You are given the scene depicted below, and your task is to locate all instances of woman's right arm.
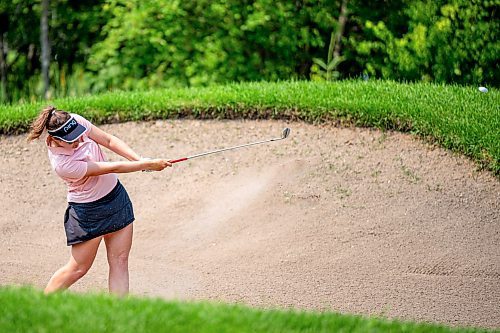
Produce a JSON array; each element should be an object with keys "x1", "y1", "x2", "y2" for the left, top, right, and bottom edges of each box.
[{"x1": 85, "y1": 159, "x2": 171, "y2": 177}]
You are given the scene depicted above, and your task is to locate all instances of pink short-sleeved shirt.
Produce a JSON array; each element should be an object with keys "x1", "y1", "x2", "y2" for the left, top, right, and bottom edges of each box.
[{"x1": 47, "y1": 114, "x2": 118, "y2": 203}]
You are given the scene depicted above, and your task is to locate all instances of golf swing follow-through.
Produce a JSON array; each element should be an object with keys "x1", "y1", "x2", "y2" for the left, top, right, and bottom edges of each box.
[{"x1": 27, "y1": 105, "x2": 289, "y2": 296}]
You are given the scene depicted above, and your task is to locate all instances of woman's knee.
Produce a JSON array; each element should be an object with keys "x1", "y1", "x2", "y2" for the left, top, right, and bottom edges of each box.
[
  {"x1": 108, "y1": 251, "x2": 129, "y2": 268},
  {"x1": 67, "y1": 262, "x2": 92, "y2": 280}
]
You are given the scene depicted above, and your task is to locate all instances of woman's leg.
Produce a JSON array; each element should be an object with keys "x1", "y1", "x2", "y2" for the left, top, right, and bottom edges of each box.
[
  {"x1": 44, "y1": 236, "x2": 102, "y2": 294},
  {"x1": 103, "y1": 223, "x2": 133, "y2": 296}
]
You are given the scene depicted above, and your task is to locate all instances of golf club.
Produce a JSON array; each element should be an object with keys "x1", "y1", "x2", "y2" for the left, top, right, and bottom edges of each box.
[{"x1": 168, "y1": 127, "x2": 291, "y2": 164}]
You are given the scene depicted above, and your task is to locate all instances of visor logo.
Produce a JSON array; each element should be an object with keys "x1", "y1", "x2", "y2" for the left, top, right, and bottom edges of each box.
[{"x1": 63, "y1": 120, "x2": 77, "y2": 133}]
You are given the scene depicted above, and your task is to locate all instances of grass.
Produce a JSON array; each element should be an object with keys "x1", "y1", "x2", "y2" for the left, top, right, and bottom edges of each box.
[
  {"x1": 0, "y1": 286, "x2": 493, "y2": 333},
  {"x1": 0, "y1": 80, "x2": 498, "y2": 176},
  {"x1": 0, "y1": 81, "x2": 497, "y2": 331}
]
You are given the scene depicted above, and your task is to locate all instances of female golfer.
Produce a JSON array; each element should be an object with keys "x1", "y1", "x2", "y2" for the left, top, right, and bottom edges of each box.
[{"x1": 27, "y1": 105, "x2": 171, "y2": 296}]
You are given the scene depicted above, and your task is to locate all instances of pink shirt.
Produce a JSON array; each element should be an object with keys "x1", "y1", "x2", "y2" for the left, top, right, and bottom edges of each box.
[{"x1": 47, "y1": 114, "x2": 118, "y2": 203}]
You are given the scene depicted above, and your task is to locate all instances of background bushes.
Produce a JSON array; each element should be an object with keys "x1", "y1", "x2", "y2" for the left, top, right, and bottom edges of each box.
[{"x1": 0, "y1": 0, "x2": 498, "y2": 103}]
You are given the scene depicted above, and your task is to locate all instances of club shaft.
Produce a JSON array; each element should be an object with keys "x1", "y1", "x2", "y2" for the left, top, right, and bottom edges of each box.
[{"x1": 169, "y1": 137, "x2": 283, "y2": 164}]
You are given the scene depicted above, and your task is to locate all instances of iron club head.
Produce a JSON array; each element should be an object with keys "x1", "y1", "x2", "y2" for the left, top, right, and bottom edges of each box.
[{"x1": 281, "y1": 127, "x2": 291, "y2": 139}]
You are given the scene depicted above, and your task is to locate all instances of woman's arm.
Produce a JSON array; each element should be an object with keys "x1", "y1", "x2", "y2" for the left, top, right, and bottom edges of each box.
[
  {"x1": 85, "y1": 159, "x2": 171, "y2": 177},
  {"x1": 88, "y1": 124, "x2": 142, "y2": 161}
]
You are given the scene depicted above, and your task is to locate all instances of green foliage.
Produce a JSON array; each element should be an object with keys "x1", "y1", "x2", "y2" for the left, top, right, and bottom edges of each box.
[
  {"x1": 353, "y1": 0, "x2": 499, "y2": 85},
  {"x1": 310, "y1": 55, "x2": 343, "y2": 81},
  {"x1": 0, "y1": 0, "x2": 40, "y2": 102},
  {"x1": 0, "y1": 286, "x2": 490, "y2": 333},
  {"x1": 1, "y1": 80, "x2": 498, "y2": 176},
  {"x1": 86, "y1": 0, "x2": 338, "y2": 91},
  {"x1": 311, "y1": 30, "x2": 344, "y2": 82},
  {"x1": 0, "y1": 0, "x2": 107, "y2": 103},
  {"x1": 2, "y1": 0, "x2": 499, "y2": 103}
]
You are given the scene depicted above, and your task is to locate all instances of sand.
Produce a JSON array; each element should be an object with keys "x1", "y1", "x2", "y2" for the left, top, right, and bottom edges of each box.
[{"x1": 1, "y1": 119, "x2": 498, "y2": 329}]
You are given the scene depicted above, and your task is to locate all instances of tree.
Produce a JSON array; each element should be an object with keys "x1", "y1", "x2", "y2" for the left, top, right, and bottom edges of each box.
[
  {"x1": 333, "y1": 0, "x2": 349, "y2": 61},
  {"x1": 351, "y1": 0, "x2": 499, "y2": 85},
  {"x1": 0, "y1": 11, "x2": 8, "y2": 101},
  {"x1": 0, "y1": 1, "x2": 40, "y2": 102},
  {"x1": 311, "y1": 0, "x2": 349, "y2": 81},
  {"x1": 40, "y1": 0, "x2": 50, "y2": 99},
  {"x1": 0, "y1": 1, "x2": 46, "y2": 103}
]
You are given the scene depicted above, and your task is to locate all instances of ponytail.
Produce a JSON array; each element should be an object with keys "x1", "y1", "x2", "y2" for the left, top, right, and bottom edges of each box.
[{"x1": 26, "y1": 105, "x2": 69, "y2": 142}]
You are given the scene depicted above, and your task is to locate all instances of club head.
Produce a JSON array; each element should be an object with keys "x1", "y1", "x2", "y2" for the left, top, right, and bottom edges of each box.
[{"x1": 281, "y1": 127, "x2": 291, "y2": 139}]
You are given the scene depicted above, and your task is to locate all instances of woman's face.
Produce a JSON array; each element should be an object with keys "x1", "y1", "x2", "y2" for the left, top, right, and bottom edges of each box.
[{"x1": 55, "y1": 136, "x2": 83, "y2": 149}]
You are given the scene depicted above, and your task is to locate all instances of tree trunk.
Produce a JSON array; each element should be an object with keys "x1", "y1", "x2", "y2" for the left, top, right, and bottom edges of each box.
[
  {"x1": 0, "y1": 33, "x2": 7, "y2": 102},
  {"x1": 325, "y1": 0, "x2": 348, "y2": 81},
  {"x1": 333, "y1": 0, "x2": 348, "y2": 60},
  {"x1": 40, "y1": 0, "x2": 51, "y2": 100}
]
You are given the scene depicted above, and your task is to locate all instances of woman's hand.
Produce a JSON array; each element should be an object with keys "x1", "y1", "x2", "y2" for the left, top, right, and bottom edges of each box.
[{"x1": 145, "y1": 158, "x2": 172, "y2": 171}]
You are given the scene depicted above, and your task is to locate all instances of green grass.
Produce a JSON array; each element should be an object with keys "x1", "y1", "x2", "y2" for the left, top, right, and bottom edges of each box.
[
  {"x1": 0, "y1": 286, "x2": 493, "y2": 333},
  {"x1": 0, "y1": 80, "x2": 498, "y2": 175}
]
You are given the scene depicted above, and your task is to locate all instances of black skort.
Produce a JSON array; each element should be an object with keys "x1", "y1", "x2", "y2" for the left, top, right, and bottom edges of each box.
[{"x1": 64, "y1": 181, "x2": 135, "y2": 246}]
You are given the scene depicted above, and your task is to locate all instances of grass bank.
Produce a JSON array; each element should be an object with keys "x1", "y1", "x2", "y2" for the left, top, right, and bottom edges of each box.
[
  {"x1": 0, "y1": 80, "x2": 498, "y2": 175},
  {"x1": 0, "y1": 287, "x2": 492, "y2": 333}
]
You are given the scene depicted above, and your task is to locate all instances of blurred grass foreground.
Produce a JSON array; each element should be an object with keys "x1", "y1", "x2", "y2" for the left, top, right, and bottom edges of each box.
[{"x1": 0, "y1": 286, "x2": 493, "y2": 333}]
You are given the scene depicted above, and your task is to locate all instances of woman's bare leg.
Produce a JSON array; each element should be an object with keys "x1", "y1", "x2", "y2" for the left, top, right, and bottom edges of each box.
[
  {"x1": 104, "y1": 223, "x2": 133, "y2": 296},
  {"x1": 44, "y1": 236, "x2": 102, "y2": 294}
]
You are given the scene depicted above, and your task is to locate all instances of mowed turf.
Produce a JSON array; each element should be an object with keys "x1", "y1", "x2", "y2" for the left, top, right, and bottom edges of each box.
[
  {"x1": 0, "y1": 287, "x2": 492, "y2": 333},
  {"x1": 0, "y1": 80, "x2": 498, "y2": 175},
  {"x1": 0, "y1": 81, "x2": 498, "y2": 331}
]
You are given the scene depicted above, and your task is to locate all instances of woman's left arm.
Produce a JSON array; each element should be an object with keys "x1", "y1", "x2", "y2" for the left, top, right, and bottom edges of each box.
[{"x1": 88, "y1": 124, "x2": 142, "y2": 161}]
